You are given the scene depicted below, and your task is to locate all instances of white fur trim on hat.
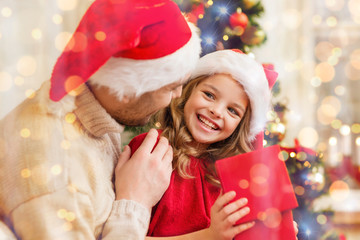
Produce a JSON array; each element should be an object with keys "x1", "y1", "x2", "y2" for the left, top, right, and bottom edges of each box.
[
  {"x1": 190, "y1": 50, "x2": 271, "y2": 141},
  {"x1": 89, "y1": 23, "x2": 201, "y2": 100}
]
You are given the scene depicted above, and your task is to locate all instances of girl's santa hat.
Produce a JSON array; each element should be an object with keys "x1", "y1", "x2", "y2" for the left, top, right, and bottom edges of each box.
[
  {"x1": 190, "y1": 49, "x2": 278, "y2": 142},
  {"x1": 50, "y1": 0, "x2": 201, "y2": 102}
]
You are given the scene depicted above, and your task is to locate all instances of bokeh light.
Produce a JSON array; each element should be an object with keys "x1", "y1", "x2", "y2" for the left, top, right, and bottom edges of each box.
[
  {"x1": 315, "y1": 62, "x2": 335, "y2": 82},
  {"x1": 282, "y1": 9, "x2": 302, "y2": 29},
  {"x1": 55, "y1": 32, "x2": 72, "y2": 51},
  {"x1": 298, "y1": 127, "x2": 319, "y2": 148},
  {"x1": 56, "y1": 0, "x2": 78, "y2": 11},
  {"x1": 17, "y1": 56, "x2": 37, "y2": 77},
  {"x1": 329, "y1": 180, "x2": 349, "y2": 201},
  {"x1": 1, "y1": 7, "x2": 12, "y2": 17}
]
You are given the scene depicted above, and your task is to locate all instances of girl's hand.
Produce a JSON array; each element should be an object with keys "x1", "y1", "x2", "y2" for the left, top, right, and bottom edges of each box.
[{"x1": 207, "y1": 191, "x2": 255, "y2": 240}]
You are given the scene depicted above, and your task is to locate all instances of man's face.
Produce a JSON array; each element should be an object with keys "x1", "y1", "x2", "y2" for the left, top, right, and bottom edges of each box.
[{"x1": 91, "y1": 75, "x2": 189, "y2": 126}]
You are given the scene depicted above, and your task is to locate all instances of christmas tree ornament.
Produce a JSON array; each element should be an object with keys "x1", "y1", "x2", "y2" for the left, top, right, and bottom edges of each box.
[
  {"x1": 229, "y1": 9, "x2": 249, "y2": 35},
  {"x1": 243, "y1": 0, "x2": 260, "y2": 10},
  {"x1": 240, "y1": 26, "x2": 266, "y2": 45}
]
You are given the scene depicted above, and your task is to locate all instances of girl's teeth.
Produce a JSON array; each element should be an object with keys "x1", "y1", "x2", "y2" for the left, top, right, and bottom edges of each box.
[{"x1": 198, "y1": 116, "x2": 217, "y2": 130}]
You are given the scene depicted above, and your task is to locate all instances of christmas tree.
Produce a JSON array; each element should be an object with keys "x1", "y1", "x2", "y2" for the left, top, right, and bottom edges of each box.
[
  {"x1": 174, "y1": 0, "x2": 266, "y2": 55},
  {"x1": 265, "y1": 82, "x2": 343, "y2": 240}
]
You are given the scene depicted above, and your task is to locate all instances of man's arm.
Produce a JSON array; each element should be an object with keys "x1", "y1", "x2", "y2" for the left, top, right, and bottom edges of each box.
[{"x1": 102, "y1": 129, "x2": 173, "y2": 239}]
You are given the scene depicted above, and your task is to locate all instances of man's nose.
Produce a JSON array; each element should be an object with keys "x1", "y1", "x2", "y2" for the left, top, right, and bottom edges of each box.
[{"x1": 172, "y1": 85, "x2": 183, "y2": 99}]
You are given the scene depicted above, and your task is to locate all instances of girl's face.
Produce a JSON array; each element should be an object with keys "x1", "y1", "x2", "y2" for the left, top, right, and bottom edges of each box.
[{"x1": 184, "y1": 73, "x2": 249, "y2": 146}]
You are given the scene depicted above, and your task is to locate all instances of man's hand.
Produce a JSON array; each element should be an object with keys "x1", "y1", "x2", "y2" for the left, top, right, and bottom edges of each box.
[{"x1": 114, "y1": 129, "x2": 173, "y2": 211}]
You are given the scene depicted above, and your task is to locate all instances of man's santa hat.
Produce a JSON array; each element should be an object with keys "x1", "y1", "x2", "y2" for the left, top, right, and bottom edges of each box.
[
  {"x1": 50, "y1": 0, "x2": 201, "y2": 102},
  {"x1": 190, "y1": 49, "x2": 278, "y2": 143}
]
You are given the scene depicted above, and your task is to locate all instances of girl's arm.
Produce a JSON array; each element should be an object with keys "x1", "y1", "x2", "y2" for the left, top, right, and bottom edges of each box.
[{"x1": 146, "y1": 191, "x2": 255, "y2": 240}]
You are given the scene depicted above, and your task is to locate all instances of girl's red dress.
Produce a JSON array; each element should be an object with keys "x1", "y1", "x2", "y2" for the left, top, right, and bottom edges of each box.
[{"x1": 128, "y1": 131, "x2": 221, "y2": 237}]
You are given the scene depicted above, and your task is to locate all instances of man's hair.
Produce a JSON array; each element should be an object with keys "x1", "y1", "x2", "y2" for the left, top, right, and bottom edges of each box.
[{"x1": 156, "y1": 75, "x2": 253, "y2": 185}]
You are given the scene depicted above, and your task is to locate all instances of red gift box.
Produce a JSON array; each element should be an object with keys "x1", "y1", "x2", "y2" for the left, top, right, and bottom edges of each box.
[{"x1": 215, "y1": 145, "x2": 298, "y2": 240}]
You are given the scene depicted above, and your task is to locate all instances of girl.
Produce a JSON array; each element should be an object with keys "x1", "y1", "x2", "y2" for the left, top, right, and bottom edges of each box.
[{"x1": 125, "y1": 49, "x2": 277, "y2": 239}]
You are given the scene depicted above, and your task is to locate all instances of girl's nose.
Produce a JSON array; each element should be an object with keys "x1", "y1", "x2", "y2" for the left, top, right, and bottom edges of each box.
[{"x1": 210, "y1": 104, "x2": 223, "y2": 118}]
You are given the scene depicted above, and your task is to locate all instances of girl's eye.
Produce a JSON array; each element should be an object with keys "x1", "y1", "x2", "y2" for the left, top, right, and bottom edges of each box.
[
  {"x1": 228, "y1": 107, "x2": 239, "y2": 116},
  {"x1": 204, "y1": 91, "x2": 214, "y2": 99}
]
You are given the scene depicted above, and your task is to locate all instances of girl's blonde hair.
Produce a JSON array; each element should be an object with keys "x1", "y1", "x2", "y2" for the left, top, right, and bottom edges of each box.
[{"x1": 156, "y1": 75, "x2": 254, "y2": 185}]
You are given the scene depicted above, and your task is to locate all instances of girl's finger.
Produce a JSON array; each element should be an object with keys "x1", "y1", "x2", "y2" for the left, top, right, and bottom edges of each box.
[
  {"x1": 231, "y1": 221, "x2": 255, "y2": 236},
  {"x1": 222, "y1": 197, "x2": 248, "y2": 216},
  {"x1": 226, "y1": 206, "x2": 250, "y2": 225},
  {"x1": 212, "y1": 191, "x2": 236, "y2": 212}
]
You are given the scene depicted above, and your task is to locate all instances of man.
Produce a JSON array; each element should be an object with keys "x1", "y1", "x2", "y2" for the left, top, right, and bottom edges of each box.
[{"x1": 0, "y1": 0, "x2": 201, "y2": 239}]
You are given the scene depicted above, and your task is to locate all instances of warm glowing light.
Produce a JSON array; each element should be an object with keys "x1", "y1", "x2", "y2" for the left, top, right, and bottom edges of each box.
[
  {"x1": 57, "y1": 209, "x2": 67, "y2": 219},
  {"x1": 17, "y1": 56, "x2": 37, "y2": 77},
  {"x1": 320, "y1": 96, "x2": 341, "y2": 119},
  {"x1": 56, "y1": 0, "x2": 78, "y2": 11},
  {"x1": 290, "y1": 152, "x2": 296, "y2": 158},
  {"x1": 65, "y1": 75, "x2": 84, "y2": 95},
  {"x1": 263, "y1": 208, "x2": 282, "y2": 228},
  {"x1": 298, "y1": 127, "x2": 319, "y2": 148},
  {"x1": 65, "y1": 32, "x2": 88, "y2": 52},
  {"x1": 317, "y1": 214, "x2": 327, "y2": 225},
  {"x1": 329, "y1": 137, "x2": 337, "y2": 146},
  {"x1": 207, "y1": 0, "x2": 214, "y2": 6},
  {"x1": 326, "y1": 16, "x2": 337, "y2": 27},
  {"x1": 0, "y1": 72, "x2": 12, "y2": 92},
  {"x1": 223, "y1": 35, "x2": 229, "y2": 41},
  {"x1": 65, "y1": 212, "x2": 76, "y2": 222},
  {"x1": 340, "y1": 125, "x2": 351, "y2": 136},
  {"x1": 65, "y1": 113, "x2": 76, "y2": 124},
  {"x1": 52, "y1": 14, "x2": 63, "y2": 24},
  {"x1": 325, "y1": 0, "x2": 345, "y2": 11},
  {"x1": 315, "y1": 62, "x2": 335, "y2": 82},
  {"x1": 334, "y1": 85, "x2": 346, "y2": 96},
  {"x1": 21, "y1": 168, "x2": 31, "y2": 178},
  {"x1": 294, "y1": 186, "x2": 305, "y2": 196},
  {"x1": 352, "y1": 124, "x2": 360, "y2": 134},
  {"x1": 20, "y1": 128, "x2": 31, "y2": 138},
  {"x1": 331, "y1": 119, "x2": 342, "y2": 129},
  {"x1": 310, "y1": 77, "x2": 321, "y2": 87},
  {"x1": 296, "y1": 152, "x2": 307, "y2": 161},
  {"x1": 51, "y1": 165, "x2": 62, "y2": 175},
  {"x1": 348, "y1": 0, "x2": 360, "y2": 18},
  {"x1": 312, "y1": 15, "x2": 322, "y2": 25},
  {"x1": 279, "y1": 151, "x2": 289, "y2": 161},
  {"x1": 14, "y1": 76, "x2": 24, "y2": 86},
  {"x1": 32, "y1": 28, "x2": 42, "y2": 40},
  {"x1": 238, "y1": 179, "x2": 249, "y2": 189},
  {"x1": 315, "y1": 41, "x2": 334, "y2": 62},
  {"x1": 345, "y1": 62, "x2": 360, "y2": 80},
  {"x1": 250, "y1": 164, "x2": 269, "y2": 183},
  {"x1": 95, "y1": 31, "x2": 106, "y2": 41},
  {"x1": 1, "y1": 7, "x2": 12, "y2": 17},
  {"x1": 25, "y1": 89, "x2": 36, "y2": 99},
  {"x1": 329, "y1": 180, "x2": 349, "y2": 201},
  {"x1": 55, "y1": 32, "x2": 72, "y2": 51},
  {"x1": 282, "y1": 9, "x2": 302, "y2": 29},
  {"x1": 356, "y1": 137, "x2": 360, "y2": 146}
]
